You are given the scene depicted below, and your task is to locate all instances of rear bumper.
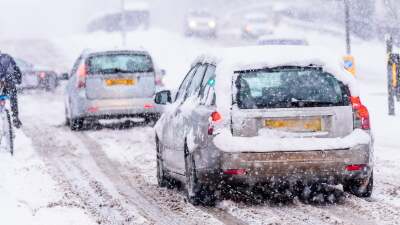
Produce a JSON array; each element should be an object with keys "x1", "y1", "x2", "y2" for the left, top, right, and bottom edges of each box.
[
  {"x1": 72, "y1": 97, "x2": 163, "y2": 119},
  {"x1": 195, "y1": 144, "x2": 373, "y2": 187}
]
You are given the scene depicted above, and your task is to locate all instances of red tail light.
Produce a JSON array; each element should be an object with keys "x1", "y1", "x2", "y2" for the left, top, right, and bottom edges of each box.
[
  {"x1": 223, "y1": 169, "x2": 247, "y2": 175},
  {"x1": 345, "y1": 164, "x2": 366, "y2": 171},
  {"x1": 144, "y1": 104, "x2": 154, "y2": 109},
  {"x1": 77, "y1": 64, "x2": 88, "y2": 89},
  {"x1": 208, "y1": 111, "x2": 222, "y2": 135},
  {"x1": 155, "y1": 76, "x2": 164, "y2": 86},
  {"x1": 39, "y1": 72, "x2": 46, "y2": 79},
  {"x1": 211, "y1": 111, "x2": 222, "y2": 122},
  {"x1": 87, "y1": 106, "x2": 98, "y2": 113},
  {"x1": 350, "y1": 96, "x2": 370, "y2": 130}
]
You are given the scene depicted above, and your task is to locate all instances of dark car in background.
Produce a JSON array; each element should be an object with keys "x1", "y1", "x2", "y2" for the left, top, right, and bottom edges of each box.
[{"x1": 15, "y1": 59, "x2": 58, "y2": 92}]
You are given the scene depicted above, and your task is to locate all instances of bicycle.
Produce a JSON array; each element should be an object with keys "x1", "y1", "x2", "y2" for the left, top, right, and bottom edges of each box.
[{"x1": 0, "y1": 82, "x2": 14, "y2": 155}]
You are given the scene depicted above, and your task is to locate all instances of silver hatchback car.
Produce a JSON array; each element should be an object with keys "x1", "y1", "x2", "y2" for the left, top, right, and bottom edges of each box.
[
  {"x1": 154, "y1": 46, "x2": 373, "y2": 206},
  {"x1": 65, "y1": 50, "x2": 163, "y2": 130}
]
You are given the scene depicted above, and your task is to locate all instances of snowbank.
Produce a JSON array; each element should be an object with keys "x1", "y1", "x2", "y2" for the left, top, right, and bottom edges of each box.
[
  {"x1": 0, "y1": 130, "x2": 95, "y2": 225},
  {"x1": 213, "y1": 129, "x2": 371, "y2": 153}
]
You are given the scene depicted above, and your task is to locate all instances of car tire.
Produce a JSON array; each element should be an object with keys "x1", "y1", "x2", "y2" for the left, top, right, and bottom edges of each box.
[
  {"x1": 184, "y1": 143, "x2": 216, "y2": 206},
  {"x1": 46, "y1": 76, "x2": 57, "y2": 92},
  {"x1": 65, "y1": 108, "x2": 70, "y2": 126},
  {"x1": 70, "y1": 118, "x2": 84, "y2": 131},
  {"x1": 344, "y1": 171, "x2": 373, "y2": 198},
  {"x1": 156, "y1": 136, "x2": 169, "y2": 188}
]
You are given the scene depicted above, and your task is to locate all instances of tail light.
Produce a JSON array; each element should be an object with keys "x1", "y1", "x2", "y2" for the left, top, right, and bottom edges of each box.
[
  {"x1": 144, "y1": 104, "x2": 154, "y2": 109},
  {"x1": 0, "y1": 100, "x2": 6, "y2": 106},
  {"x1": 155, "y1": 76, "x2": 164, "y2": 86},
  {"x1": 223, "y1": 169, "x2": 247, "y2": 175},
  {"x1": 350, "y1": 96, "x2": 370, "y2": 130},
  {"x1": 39, "y1": 72, "x2": 46, "y2": 79},
  {"x1": 345, "y1": 164, "x2": 366, "y2": 171},
  {"x1": 77, "y1": 64, "x2": 88, "y2": 89},
  {"x1": 208, "y1": 111, "x2": 222, "y2": 135}
]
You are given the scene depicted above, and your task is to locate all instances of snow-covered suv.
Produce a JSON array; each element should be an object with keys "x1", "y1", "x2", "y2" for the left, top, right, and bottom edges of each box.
[{"x1": 154, "y1": 46, "x2": 374, "y2": 206}]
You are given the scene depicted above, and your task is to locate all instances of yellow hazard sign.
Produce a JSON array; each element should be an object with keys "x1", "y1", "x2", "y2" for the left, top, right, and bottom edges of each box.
[
  {"x1": 343, "y1": 55, "x2": 356, "y2": 76},
  {"x1": 392, "y1": 63, "x2": 398, "y2": 88}
]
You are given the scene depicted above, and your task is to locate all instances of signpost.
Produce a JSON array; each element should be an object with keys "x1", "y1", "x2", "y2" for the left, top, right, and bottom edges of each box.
[
  {"x1": 121, "y1": 0, "x2": 127, "y2": 47},
  {"x1": 387, "y1": 35, "x2": 400, "y2": 115},
  {"x1": 343, "y1": 0, "x2": 356, "y2": 76}
]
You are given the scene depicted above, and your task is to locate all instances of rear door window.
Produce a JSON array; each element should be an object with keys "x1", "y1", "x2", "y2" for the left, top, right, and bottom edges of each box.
[
  {"x1": 235, "y1": 67, "x2": 350, "y2": 109},
  {"x1": 200, "y1": 64, "x2": 216, "y2": 105},
  {"x1": 185, "y1": 64, "x2": 207, "y2": 100},
  {"x1": 175, "y1": 64, "x2": 200, "y2": 103},
  {"x1": 87, "y1": 53, "x2": 153, "y2": 75}
]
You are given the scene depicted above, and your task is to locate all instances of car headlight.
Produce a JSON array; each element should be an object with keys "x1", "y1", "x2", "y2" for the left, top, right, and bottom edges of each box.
[
  {"x1": 208, "y1": 21, "x2": 216, "y2": 28},
  {"x1": 189, "y1": 21, "x2": 197, "y2": 28}
]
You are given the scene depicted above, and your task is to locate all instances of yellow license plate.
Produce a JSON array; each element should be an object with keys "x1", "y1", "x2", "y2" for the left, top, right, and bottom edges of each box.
[
  {"x1": 265, "y1": 117, "x2": 322, "y2": 132},
  {"x1": 106, "y1": 79, "x2": 135, "y2": 86}
]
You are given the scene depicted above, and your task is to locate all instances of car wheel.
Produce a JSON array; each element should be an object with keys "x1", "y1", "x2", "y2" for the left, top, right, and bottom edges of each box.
[
  {"x1": 65, "y1": 107, "x2": 70, "y2": 126},
  {"x1": 344, "y1": 171, "x2": 373, "y2": 198},
  {"x1": 156, "y1": 136, "x2": 169, "y2": 188},
  {"x1": 184, "y1": 143, "x2": 216, "y2": 206},
  {"x1": 46, "y1": 76, "x2": 57, "y2": 92},
  {"x1": 70, "y1": 118, "x2": 84, "y2": 131}
]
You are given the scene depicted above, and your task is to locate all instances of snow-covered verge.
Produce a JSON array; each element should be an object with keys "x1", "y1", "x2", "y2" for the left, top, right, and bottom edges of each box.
[{"x1": 0, "y1": 129, "x2": 96, "y2": 225}]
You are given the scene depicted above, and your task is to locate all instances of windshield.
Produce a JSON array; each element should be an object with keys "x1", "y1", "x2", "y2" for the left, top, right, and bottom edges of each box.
[
  {"x1": 235, "y1": 67, "x2": 350, "y2": 109},
  {"x1": 88, "y1": 53, "x2": 153, "y2": 74}
]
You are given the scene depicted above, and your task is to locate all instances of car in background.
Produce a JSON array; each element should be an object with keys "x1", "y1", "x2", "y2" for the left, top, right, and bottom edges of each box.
[
  {"x1": 64, "y1": 50, "x2": 163, "y2": 130},
  {"x1": 184, "y1": 10, "x2": 217, "y2": 38},
  {"x1": 257, "y1": 36, "x2": 309, "y2": 46},
  {"x1": 154, "y1": 46, "x2": 373, "y2": 206},
  {"x1": 241, "y1": 12, "x2": 273, "y2": 40},
  {"x1": 15, "y1": 59, "x2": 58, "y2": 92}
]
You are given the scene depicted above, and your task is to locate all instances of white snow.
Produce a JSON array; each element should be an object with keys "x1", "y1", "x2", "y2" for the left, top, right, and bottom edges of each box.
[
  {"x1": 0, "y1": 129, "x2": 96, "y2": 225},
  {"x1": 213, "y1": 128, "x2": 371, "y2": 153}
]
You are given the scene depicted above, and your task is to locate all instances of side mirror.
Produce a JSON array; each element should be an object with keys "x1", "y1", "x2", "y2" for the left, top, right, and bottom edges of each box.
[
  {"x1": 61, "y1": 73, "x2": 69, "y2": 80},
  {"x1": 160, "y1": 69, "x2": 166, "y2": 76},
  {"x1": 154, "y1": 90, "x2": 172, "y2": 105}
]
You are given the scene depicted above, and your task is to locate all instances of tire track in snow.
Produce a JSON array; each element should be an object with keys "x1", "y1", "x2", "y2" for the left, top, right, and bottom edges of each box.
[
  {"x1": 84, "y1": 129, "x2": 249, "y2": 225},
  {"x1": 23, "y1": 124, "x2": 147, "y2": 225},
  {"x1": 77, "y1": 132, "x2": 220, "y2": 225}
]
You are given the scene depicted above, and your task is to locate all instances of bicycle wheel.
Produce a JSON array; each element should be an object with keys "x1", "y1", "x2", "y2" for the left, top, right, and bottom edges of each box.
[{"x1": 5, "y1": 109, "x2": 14, "y2": 155}]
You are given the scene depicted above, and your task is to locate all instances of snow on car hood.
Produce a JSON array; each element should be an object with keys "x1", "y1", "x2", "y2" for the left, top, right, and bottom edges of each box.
[
  {"x1": 213, "y1": 129, "x2": 371, "y2": 153},
  {"x1": 195, "y1": 45, "x2": 359, "y2": 120}
]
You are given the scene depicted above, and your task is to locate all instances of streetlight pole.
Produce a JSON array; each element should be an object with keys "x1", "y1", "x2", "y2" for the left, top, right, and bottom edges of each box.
[
  {"x1": 121, "y1": 0, "x2": 127, "y2": 47},
  {"x1": 344, "y1": 0, "x2": 351, "y2": 54}
]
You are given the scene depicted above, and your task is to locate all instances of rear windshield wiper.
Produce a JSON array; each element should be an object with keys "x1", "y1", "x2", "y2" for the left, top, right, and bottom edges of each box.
[
  {"x1": 97, "y1": 68, "x2": 132, "y2": 74},
  {"x1": 290, "y1": 98, "x2": 336, "y2": 105}
]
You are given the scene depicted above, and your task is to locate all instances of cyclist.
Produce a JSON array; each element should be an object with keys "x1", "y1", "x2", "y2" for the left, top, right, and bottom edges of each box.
[{"x1": 0, "y1": 52, "x2": 22, "y2": 128}]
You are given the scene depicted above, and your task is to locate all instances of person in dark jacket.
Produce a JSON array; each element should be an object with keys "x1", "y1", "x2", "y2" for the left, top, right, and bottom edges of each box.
[{"x1": 0, "y1": 52, "x2": 22, "y2": 128}]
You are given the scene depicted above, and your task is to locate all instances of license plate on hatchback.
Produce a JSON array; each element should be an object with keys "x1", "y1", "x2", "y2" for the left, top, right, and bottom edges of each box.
[
  {"x1": 105, "y1": 79, "x2": 135, "y2": 86},
  {"x1": 265, "y1": 117, "x2": 322, "y2": 132}
]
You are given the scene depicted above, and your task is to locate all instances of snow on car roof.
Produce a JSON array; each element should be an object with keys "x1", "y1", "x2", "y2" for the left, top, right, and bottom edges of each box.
[{"x1": 194, "y1": 45, "x2": 359, "y2": 118}]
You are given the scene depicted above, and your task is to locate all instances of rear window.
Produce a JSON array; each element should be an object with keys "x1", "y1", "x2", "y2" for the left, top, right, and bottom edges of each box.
[
  {"x1": 235, "y1": 67, "x2": 350, "y2": 109},
  {"x1": 88, "y1": 53, "x2": 153, "y2": 74}
]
